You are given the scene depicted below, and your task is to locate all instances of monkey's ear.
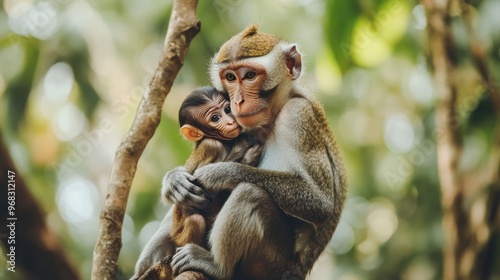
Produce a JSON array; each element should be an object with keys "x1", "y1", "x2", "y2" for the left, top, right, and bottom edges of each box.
[
  {"x1": 180, "y1": 125, "x2": 205, "y2": 142},
  {"x1": 284, "y1": 45, "x2": 302, "y2": 80}
]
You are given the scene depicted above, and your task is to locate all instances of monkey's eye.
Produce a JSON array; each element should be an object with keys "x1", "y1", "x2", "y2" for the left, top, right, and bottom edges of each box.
[
  {"x1": 211, "y1": 114, "x2": 221, "y2": 122},
  {"x1": 225, "y1": 73, "x2": 236, "y2": 81},
  {"x1": 224, "y1": 105, "x2": 231, "y2": 114},
  {"x1": 244, "y1": 71, "x2": 256, "y2": 80}
]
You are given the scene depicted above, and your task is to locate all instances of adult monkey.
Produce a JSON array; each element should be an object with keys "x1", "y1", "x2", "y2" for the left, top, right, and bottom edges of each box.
[{"x1": 164, "y1": 25, "x2": 347, "y2": 280}]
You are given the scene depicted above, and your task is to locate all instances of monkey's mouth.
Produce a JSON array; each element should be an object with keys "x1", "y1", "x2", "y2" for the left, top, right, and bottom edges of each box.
[{"x1": 228, "y1": 127, "x2": 241, "y2": 134}]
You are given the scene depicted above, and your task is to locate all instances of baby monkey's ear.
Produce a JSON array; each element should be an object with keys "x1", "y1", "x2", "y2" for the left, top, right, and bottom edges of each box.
[{"x1": 180, "y1": 125, "x2": 205, "y2": 142}]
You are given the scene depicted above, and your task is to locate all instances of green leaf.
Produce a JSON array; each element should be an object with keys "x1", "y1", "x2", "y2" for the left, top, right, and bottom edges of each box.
[{"x1": 325, "y1": 0, "x2": 361, "y2": 73}]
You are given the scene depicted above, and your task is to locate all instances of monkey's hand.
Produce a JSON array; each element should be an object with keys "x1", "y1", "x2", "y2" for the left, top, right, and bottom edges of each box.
[
  {"x1": 225, "y1": 138, "x2": 252, "y2": 162},
  {"x1": 161, "y1": 167, "x2": 209, "y2": 209},
  {"x1": 241, "y1": 145, "x2": 263, "y2": 167},
  {"x1": 172, "y1": 244, "x2": 224, "y2": 279},
  {"x1": 193, "y1": 162, "x2": 244, "y2": 193}
]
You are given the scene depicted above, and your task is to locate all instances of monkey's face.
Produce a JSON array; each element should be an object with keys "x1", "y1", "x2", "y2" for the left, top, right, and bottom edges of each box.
[
  {"x1": 203, "y1": 97, "x2": 241, "y2": 139},
  {"x1": 220, "y1": 64, "x2": 271, "y2": 128},
  {"x1": 210, "y1": 25, "x2": 302, "y2": 129}
]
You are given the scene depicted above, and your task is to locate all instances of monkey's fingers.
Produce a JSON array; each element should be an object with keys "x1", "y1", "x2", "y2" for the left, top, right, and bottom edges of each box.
[
  {"x1": 162, "y1": 168, "x2": 207, "y2": 206},
  {"x1": 185, "y1": 192, "x2": 210, "y2": 210},
  {"x1": 167, "y1": 184, "x2": 208, "y2": 210},
  {"x1": 172, "y1": 244, "x2": 216, "y2": 279},
  {"x1": 175, "y1": 178, "x2": 208, "y2": 208},
  {"x1": 244, "y1": 145, "x2": 263, "y2": 162},
  {"x1": 162, "y1": 167, "x2": 190, "y2": 189},
  {"x1": 171, "y1": 246, "x2": 191, "y2": 275}
]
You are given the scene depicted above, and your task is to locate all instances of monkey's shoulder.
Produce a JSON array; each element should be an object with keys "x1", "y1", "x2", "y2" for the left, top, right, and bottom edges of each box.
[
  {"x1": 195, "y1": 138, "x2": 226, "y2": 152},
  {"x1": 277, "y1": 95, "x2": 325, "y2": 134},
  {"x1": 191, "y1": 138, "x2": 230, "y2": 166}
]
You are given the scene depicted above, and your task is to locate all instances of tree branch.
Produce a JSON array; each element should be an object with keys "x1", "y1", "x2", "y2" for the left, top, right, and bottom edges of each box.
[
  {"x1": 91, "y1": 1, "x2": 200, "y2": 279},
  {"x1": 422, "y1": 0, "x2": 466, "y2": 279},
  {"x1": 459, "y1": 2, "x2": 500, "y2": 277},
  {"x1": 423, "y1": 1, "x2": 500, "y2": 279},
  {"x1": 0, "y1": 130, "x2": 80, "y2": 280},
  {"x1": 459, "y1": 1, "x2": 500, "y2": 117}
]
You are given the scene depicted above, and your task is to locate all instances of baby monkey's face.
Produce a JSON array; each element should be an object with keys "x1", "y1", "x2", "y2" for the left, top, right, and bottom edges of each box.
[{"x1": 205, "y1": 95, "x2": 241, "y2": 139}]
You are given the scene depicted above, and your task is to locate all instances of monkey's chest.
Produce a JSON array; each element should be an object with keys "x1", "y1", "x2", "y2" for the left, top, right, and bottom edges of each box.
[{"x1": 259, "y1": 140, "x2": 299, "y2": 172}]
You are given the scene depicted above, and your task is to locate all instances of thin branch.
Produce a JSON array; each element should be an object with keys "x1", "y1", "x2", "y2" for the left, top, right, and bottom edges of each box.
[
  {"x1": 421, "y1": 0, "x2": 464, "y2": 200},
  {"x1": 91, "y1": 1, "x2": 200, "y2": 279},
  {"x1": 459, "y1": 1, "x2": 500, "y2": 117},
  {"x1": 460, "y1": 1, "x2": 500, "y2": 258},
  {"x1": 422, "y1": 0, "x2": 466, "y2": 279},
  {"x1": 459, "y1": 0, "x2": 500, "y2": 194}
]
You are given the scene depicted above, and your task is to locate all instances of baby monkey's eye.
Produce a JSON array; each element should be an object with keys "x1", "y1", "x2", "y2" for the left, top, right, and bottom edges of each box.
[
  {"x1": 211, "y1": 114, "x2": 221, "y2": 122},
  {"x1": 224, "y1": 105, "x2": 231, "y2": 114}
]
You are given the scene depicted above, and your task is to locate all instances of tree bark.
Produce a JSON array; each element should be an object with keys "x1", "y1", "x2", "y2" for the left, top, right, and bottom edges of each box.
[
  {"x1": 422, "y1": 0, "x2": 500, "y2": 279},
  {"x1": 0, "y1": 131, "x2": 80, "y2": 280},
  {"x1": 91, "y1": 1, "x2": 201, "y2": 279}
]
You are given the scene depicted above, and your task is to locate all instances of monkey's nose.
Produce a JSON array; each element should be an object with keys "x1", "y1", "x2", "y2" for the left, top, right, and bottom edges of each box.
[
  {"x1": 233, "y1": 93, "x2": 244, "y2": 104},
  {"x1": 232, "y1": 101, "x2": 243, "y2": 113}
]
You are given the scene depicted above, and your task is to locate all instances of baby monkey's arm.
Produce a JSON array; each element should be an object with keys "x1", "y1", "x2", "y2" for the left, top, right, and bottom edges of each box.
[{"x1": 225, "y1": 136, "x2": 262, "y2": 167}]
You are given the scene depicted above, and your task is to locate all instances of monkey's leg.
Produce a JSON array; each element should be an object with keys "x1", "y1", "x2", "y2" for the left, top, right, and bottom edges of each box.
[
  {"x1": 131, "y1": 208, "x2": 176, "y2": 280},
  {"x1": 172, "y1": 183, "x2": 294, "y2": 280},
  {"x1": 174, "y1": 213, "x2": 207, "y2": 247}
]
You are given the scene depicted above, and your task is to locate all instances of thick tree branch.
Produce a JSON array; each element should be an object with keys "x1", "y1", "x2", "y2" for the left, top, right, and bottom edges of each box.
[
  {"x1": 91, "y1": 1, "x2": 200, "y2": 279},
  {"x1": 0, "y1": 130, "x2": 80, "y2": 280}
]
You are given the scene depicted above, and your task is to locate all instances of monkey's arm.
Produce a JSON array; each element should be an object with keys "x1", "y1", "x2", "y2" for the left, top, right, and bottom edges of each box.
[
  {"x1": 194, "y1": 97, "x2": 343, "y2": 227},
  {"x1": 163, "y1": 137, "x2": 260, "y2": 209},
  {"x1": 185, "y1": 138, "x2": 227, "y2": 173},
  {"x1": 162, "y1": 138, "x2": 227, "y2": 209},
  {"x1": 195, "y1": 162, "x2": 332, "y2": 225},
  {"x1": 225, "y1": 136, "x2": 262, "y2": 166},
  {"x1": 239, "y1": 145, "x2": 262, "y2": 166},
  {"x1": 161, "y1": 167, "x2": 208, "y2": 209},
  {"x1": 224, "y1": 136, "x2": 251, "y2": 162}
]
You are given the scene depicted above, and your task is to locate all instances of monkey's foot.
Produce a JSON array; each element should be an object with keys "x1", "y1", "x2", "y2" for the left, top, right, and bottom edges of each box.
[
  {"x1": 137, "y1": 256, "x2": 174, "y2": 280},
  {"x1": 176, "y1": 271, "x2": 209, "y2": 280}
]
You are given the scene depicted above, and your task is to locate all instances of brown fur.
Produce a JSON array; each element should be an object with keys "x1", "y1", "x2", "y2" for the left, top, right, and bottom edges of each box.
[
  {"x1": 170, "y1": 138, "x2": 247, "y2": 249},
  {"x1": 217, "y1": 25, "x2": 280, "y2": 63}
]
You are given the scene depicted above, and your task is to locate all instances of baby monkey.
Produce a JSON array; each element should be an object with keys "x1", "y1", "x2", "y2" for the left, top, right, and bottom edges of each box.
[{"x1": 168, "y1": 86, "x2": 261, "y2": 254}]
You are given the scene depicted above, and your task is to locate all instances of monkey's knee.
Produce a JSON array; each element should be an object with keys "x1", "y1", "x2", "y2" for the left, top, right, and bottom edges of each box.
[
  {"x1": 209, "y1": 183, "x2": 278, "y2": 251},
  {"x1": 208, "y1": 183, "x2": 293, "y2": 279},
  {"x1": 231, "y1": 182, "x2": 271, "y2": 202},
  {"x1": 176, "y1": 213, "x2": 206, "y2": 247}
]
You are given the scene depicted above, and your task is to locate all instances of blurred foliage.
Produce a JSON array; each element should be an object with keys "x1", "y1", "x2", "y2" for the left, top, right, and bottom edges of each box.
[{"x1": 0, "y1": 0, "x2": 499, "y2": 279}]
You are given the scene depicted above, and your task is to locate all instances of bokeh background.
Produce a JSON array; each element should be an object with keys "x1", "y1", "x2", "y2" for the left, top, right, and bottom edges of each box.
[{"x1": 1, "y1": 0, "x2": 499, "y2": 279}]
